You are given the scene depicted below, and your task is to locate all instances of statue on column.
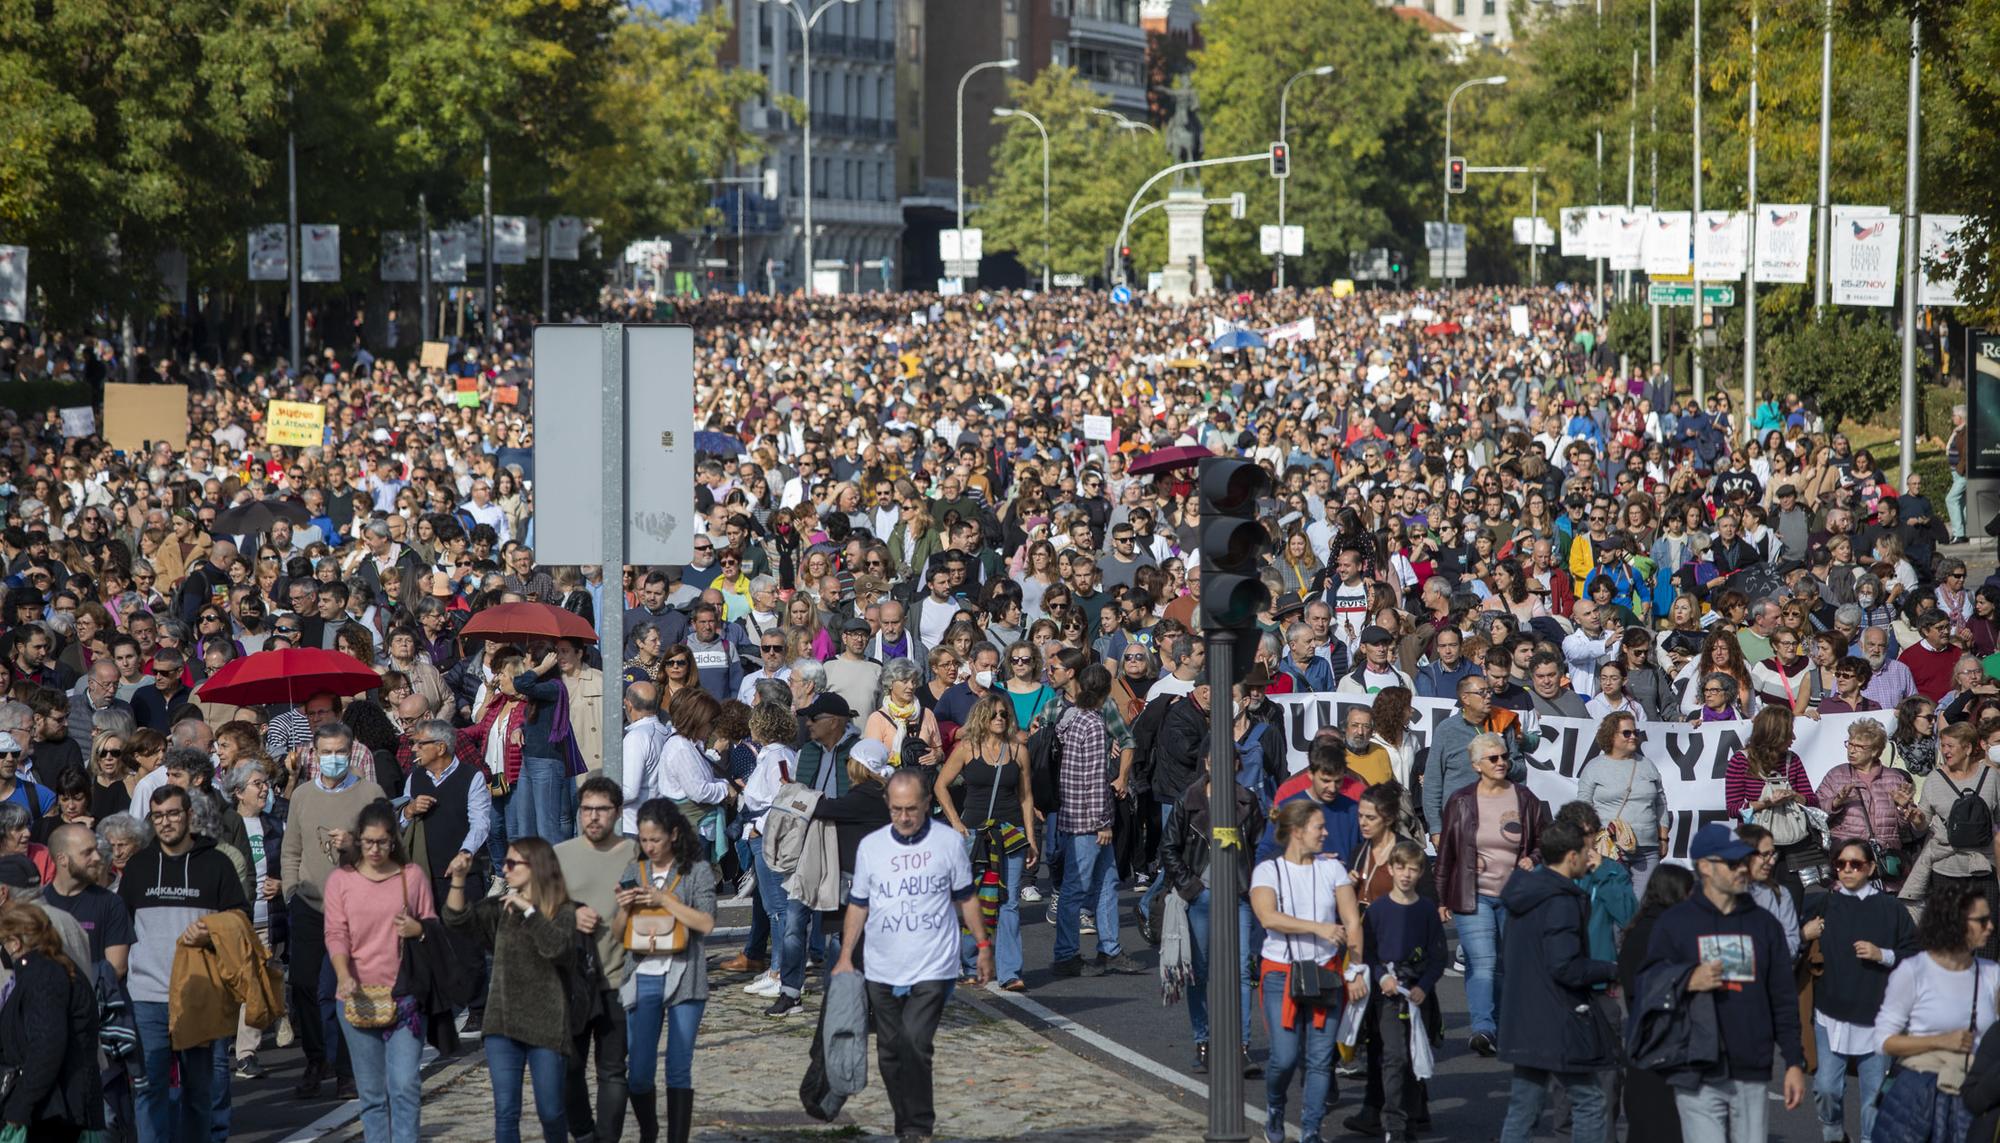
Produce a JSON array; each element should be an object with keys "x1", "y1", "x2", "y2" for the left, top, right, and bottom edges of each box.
[{"x1": 1157, "y1": 72, "x2": 1202, "y2": 182}]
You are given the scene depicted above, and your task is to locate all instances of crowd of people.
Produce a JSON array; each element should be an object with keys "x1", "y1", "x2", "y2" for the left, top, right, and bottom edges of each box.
[{"x1": 0, "y1": 281, "x2": 1997, "y2": 1143}]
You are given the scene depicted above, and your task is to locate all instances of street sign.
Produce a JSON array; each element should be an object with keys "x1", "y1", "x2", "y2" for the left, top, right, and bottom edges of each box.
[
  {"x1": 942, "y1": 259, "x2": 979, "y2": 278},
  {"x1": 939, "y1": 229, "x2": 983, "y2": 262},
  {"x1": 1110, "y1": 284, "x2": 1133, "y2": 305},
  {"x1": 1262, "y1": 226, "x2": 1303, "y2": 256},
  {"x1": 813, "y1": 258, "x2": 847, "y2": 270},
  {"x1": 1428, "y1": 250, "x2": 1466, "y2": 279},
  {"x1": 1646, "y1": 282, "x2": 1737, "y2": 306}
]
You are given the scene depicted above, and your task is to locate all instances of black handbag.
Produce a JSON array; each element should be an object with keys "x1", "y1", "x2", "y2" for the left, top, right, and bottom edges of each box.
[{"x1": 1275, "y1": 858, "x2": 1340, "y2": 1007}]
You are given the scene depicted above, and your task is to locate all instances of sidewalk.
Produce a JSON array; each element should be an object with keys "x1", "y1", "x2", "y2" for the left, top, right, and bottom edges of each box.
[{"x1": 326, "y1": 975, "x2": 1205, "y2": 1142}]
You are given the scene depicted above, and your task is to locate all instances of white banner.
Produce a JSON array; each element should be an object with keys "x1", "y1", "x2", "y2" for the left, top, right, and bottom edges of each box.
[
  {"x1": 1610, "y1": 207, "x2": 1650, "y2": 271},
  {"x1": 1263, "y1": 315, "x2": 1318, "y2": 343},
  {"x1": 59, "y1": 406, "x2": 96, "y2": 437},
  {"x1": 429, "y1": 228, "x2": 467, "y2": 284},
  {"x1": 493, "y1": 216, "x2": 529, "y2": 265},
  {"x1": 1271, "y1": 695, "x2": 1886, "y2": 861},
  {"x1": 1587, "y1": 206, "x2": 1619, "y2": 260},
  {"x1": 1695, "y1": 210, "x2": 1748, "y2": 281},
  {"x1": 381, "y1": 232, "x2": 419, "y2": 282},
  {"x1": 0, "y1": 245, "x2": 25, "y2": 321},
  {"x1": 1831, "y1": 205, "x2": 1898, "y2": 307},
  {"x1": 1753, "y1": 204, "x2": 1812, "y2": 283},
  {"x1": 300, "y1": 225, "x2": 340, "y2": 283},
  {"x1": 1560, "y1": 207, "x2": 1590, "y2": 258},
  {"x1": 549, "y1": 216, "x2": 583, "y2": 261},
  {"x1": 1644, "y1": 210, "x2": 1693, "y2": 276},
  {"x1": 1512, "y1": 218, "x2": 1555, "y2": 247},
  {"x1": 247, "y1": 224, "x2": 288, "y2": 281},
  {"x1": 1920, "y1": 213, "x2": 1969, "y2": 307}
]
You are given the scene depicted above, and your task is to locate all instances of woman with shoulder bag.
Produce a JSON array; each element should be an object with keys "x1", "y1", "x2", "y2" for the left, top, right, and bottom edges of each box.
[
  {"x1": 1818, "y1": 719, "x2": 1925, "y2": 891},
  {"x1": 863, "y1": 659, "x2": 942, "y2": 772},
  {"x1": 1724, "y1": 706, "x2": 1823, "y2": 888},
  {"x1": 0, "y1": 903, "x2": 102, "y2": 1143},
  {"x1": 618, "y1": 799, "x2": 717, "y2": 1143},
  {"x1": 1575, "y1": 713, "x2": 1671, "y2": 900},
  {"x1": 443, "y1": 836, "x2": 579, "y2": 1143},
  {"x1": 327, "y1": 800, "x2": 436, "y2": 1143},
  {"x1": 935, "y1": 694, "x2": 1036, "y2": 992},
  {"x1": 1250, "y1": 799, "x2": 1367, "y2": 1143},
  {"x1": 1872, "y1": 881, "x2": 1999, "y2": 1143}
]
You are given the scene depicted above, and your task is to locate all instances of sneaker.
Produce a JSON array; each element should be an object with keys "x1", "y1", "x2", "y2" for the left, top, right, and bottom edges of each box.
[
  {"x1": 1080, "y1": 910, "x2": 1096, "y2": 935},
  {"x1": 462, "y1": 1010, "x2": 484, "y2": 1035},
  {"x1": 1468, "y1": 1032, "x2": 1497, "y2": 1057},
  {"x1": 1192, "y1": 1043, "x2": 1209, "y2": 1074},
  {"x1": 1020, "y1": 884, "x2": 1043, "y2": 903},
  {"x1": 335, "y1": 1075, "x2": 358, "y2": 1102},
  {"x1": 1133, "y1": 872, "x2": 1151, "y2": 889},
  {"x1": 234, "y1": 1054, "x2": 266, "y2": 1081},
  {"x1": 1336, "y1": 1058, "x2": 1366, "y2": 1079},
  {"x1": 1138, "y1": 908, "x2": 1162, "y2": 947},
  {"x1": 1448, "y1": 947, "x2": 1465, "y2": 976},
  {"x1": 764, "y1": 993, "x2": 804, "y2": 1018},
  {"x1": 1051, "y1": 957, "x2": 1086, "y2": 978},
  {"x1": 1242, "y1": 1047, "x2": 1262, "y2": 1077},
  {"x1": 1097, "y1": 952, "x2": 1145, "y2": 975},
  {"x1": 744, "y1": 973, "x2": 782, "y2": 997}
]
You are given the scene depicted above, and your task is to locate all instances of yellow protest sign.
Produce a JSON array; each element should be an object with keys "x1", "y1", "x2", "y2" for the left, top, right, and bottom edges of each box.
[
  {"x1": 265, "y1": 400, "x2": 326, "y2": 447},
  {"x1": 420, "y1": 341, "x2": 450, "y2": 370},
  {"x1": 1330, "y1": 279, "x2": 1356, "y2": 297}
]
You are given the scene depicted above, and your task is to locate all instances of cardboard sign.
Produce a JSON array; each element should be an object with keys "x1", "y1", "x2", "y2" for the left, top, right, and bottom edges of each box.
[
  {"x1": 264, "y1": 400, "x2": 326, "y2": 447},
  {"x1": 59, "y1": 407, "x2": 97, "y2": 438},
  {"x1": 103, "y1": 383, "x2": 188, "y2": 454},
  {"x1": 1082, "y1": 415, "x2": 1114, "y2": 442},
  {"x1": 494, "y1": 386, "x2": 520, "y2": 406},
  {"x1": 420, "y1": 341, "x2": 450, "y2": 370},
  {"x1": 454, "y1": 375, "x2": 478, "y2": 392}
]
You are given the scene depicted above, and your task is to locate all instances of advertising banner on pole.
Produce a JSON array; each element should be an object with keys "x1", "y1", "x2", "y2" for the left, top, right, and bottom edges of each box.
[
  {"x1": 493, "y1": 216, "x2": 529, "y2": 265},
  {"x1": 248, "y1": 224, "x2": 288, "y2": 281},
  {"x1": 1694, "y1": 210, "x2": 1748, "y2": 281},
  {"x1": 1587, "y1": 206, "x2": 1619, "y2": 260},
  {"x1": 1559, "y1": 207, "x2": 1589, "y2": 258},
  {"x1": 1752, "y1": 205, "x2": 1811, "y2": 283},
  {"x1": 549, "y1": 217, "x2": 583, "y2": 261},
  {"x1": 429, "y1": 229, "x2": 467, "y2": 284},
  {"x1": 381, "y1": 232, "x2": 419, "y2": 282},
  {"x1": 458, "y1": 219, "x2": 484, "y2": 264},
  {"x1": 1643, "y1": 210, "x2": 1692, "y2": 277},
  {"x1": 300, "y1": 225, "x2": 340, "y2": 283},
  {"x1": 1610, "y1": 208, "x2": 1650, "y2": 271},
  {"x1": 0, "y1": 245, "x2": 24, "y2": 321},
  {"x1": 1919, "y1": 213, "x2": 1969, "y2": 307},
  {"x1": 1830, "y1": 204, "x2": 1898, "y2": 307}
]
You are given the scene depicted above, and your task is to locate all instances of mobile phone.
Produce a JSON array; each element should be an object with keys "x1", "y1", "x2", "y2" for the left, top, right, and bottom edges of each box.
[{"x1": 618, "y1": 871, "x2": 641, "y2": 892}]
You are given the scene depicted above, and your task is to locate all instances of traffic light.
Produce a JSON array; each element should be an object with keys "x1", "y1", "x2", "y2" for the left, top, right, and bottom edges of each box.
[
  {"x1": 1270, "y1": 141, "x2": 1290, "y2": 179},
  {"x1": 1198, "y1": 457, "x2": 1274, "y2": 680},
  {"x1": 1447, "y1": 156, "x2": 1467, "y2": 194},
  {"x1": 1119, "y1": 245, "x2": 1135, "y2": 283},
  {"x1": 1389, "y1": 250, "x2": 1404, "y2": 280}
]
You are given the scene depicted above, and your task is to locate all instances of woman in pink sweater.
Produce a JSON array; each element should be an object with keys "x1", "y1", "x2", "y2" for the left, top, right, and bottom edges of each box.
[{"x1": 327, "y1": 801, "x2": 436, "y2": 1143}]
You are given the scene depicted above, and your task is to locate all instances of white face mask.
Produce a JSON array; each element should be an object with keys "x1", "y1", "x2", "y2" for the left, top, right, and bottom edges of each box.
[
  {"x1": 973, "y1": 670, "x2": 996, "y2": 689},
  {"x1": 1987, "y1": 744, "x2": 2000, "y2": 766}
]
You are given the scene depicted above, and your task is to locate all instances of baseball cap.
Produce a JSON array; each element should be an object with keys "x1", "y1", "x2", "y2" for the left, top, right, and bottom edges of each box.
[{"x1": 1688, "y1": 823, "x2": 1754, "y2": 864}]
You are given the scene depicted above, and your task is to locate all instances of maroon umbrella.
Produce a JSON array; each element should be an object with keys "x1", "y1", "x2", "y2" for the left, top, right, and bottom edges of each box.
[
  {"x1": 196, "y1": 648, "x2": 381, "y2": 706},
  {"x1": 459, "y1": 601, "x2": 598, "y2": 644},
  {"x1": 1127, "y1": 444, "x2": 1215, "y2": 476}
]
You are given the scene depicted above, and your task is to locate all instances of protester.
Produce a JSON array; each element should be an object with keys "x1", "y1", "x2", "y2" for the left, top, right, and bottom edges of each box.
[
  {"x1": 554, "y1": 777, "x2": 637, "y2": 1143},
  {"x1": 1873, "y1": 880, "x2": 1998, "y2": 1143},
  {"x1": 1615, "y1": 863, "x2": 1695, "y2": 1143},
  {"x1": 1799, "y1": 837, "x2": 1917, "y2": 1143},
  {"x1": 619, "y1": 798, "x2": 718, "y2": 1143},
  {"x1": 0, "y1": 902, "x2": 104, "y2": 1139},
  {"x1": 1574, "y1": 711, "x2": 1670, "y2": 899},
  {"x1": 934, "y1": 692, "x2": 1036, "y2": 992},
  {"x1": 1436, "y1": 731, "x2": 1548, "y2": 1057},
  {"x1": 1159, "y1": 748, "x2": 1264, "y2": 1076}
]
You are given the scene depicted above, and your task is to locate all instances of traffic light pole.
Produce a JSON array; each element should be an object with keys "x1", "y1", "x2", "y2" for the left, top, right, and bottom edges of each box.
[
  {"x1": 1203, "y1": 627, "x2": 1247, "y2": 1143},
  {"x1": 1114, "y1": 151, "x2": 1284, "y2": 285}
]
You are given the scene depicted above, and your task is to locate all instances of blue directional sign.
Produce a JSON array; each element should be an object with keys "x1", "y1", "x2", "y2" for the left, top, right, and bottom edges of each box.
[{"x1": 1110, "y1": 284, "x2": 1132, "y2": 305}]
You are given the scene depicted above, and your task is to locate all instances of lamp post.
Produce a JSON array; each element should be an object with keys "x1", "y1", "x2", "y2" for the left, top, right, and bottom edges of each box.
[
  {"x1": 1814, "y1": 0, "x2": 1833, "y2": 317},
  {"x1": 956, "y1": 58, "x2": 1019, "y2": 258},
  {"x1": 994, "y1": 107, "x2": 1050, "y2": 292},
  {"x1": 1089, "y1": 108, "x2": 1159, "y2": 138},
  {"x1": 757, "y1": 0, "x2": 857, "y2": 293},
  {"x1": 1275, "y1": 64, "x2": 1335, "y2": 290},
  {"x1": 1899, "y1": 14, "x2": 1920, "y2": 484},
  {"x1": 1442, "y1": 75, "x2": 1506, "y2": 287}
]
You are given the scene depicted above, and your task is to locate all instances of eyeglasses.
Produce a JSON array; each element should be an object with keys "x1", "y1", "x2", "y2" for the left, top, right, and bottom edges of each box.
[
  {"x1": 359, "y1": 836, "x2": 394, "y2": 850},
  {"x1": 578, "y1": 804, "x2": 616, "y2": 816},
  {"x1": 501, "y1": 858, "x2": 526, "y2": 871},
  {"x1": 96, "y1": 748, "x2": 125, "y2": 758},
  {"x1": 1970, "y1": 913, "x2": 1996, "y2": 928},
  {"x1": 275, "y1": 626, "x2": 300, "y2": 636},
  {"x1": 667, "y1": 659, "x2": 691, "y2": 669},
  {"x1": 1703, "y1": 686, "x2": 1726, "y2": 695},
  {"x1": 1009, "y1": 656, "x2": 1033, "y2": 665},
  {"x1": 1833, "y1": 858, "x2": 1871, "y2": 872},
  {"x1": 762, "y1": 643, "x2": 785, "y2": 652},
  {"x1": 1753, "y1": 850, "x2": 1778, "y2": 863},
  {"x1": 1617, "y1": 729, "x2": 1639, "y2": 739},
  {"x1": 149, "y1": 809, "x2": 187, "y2": 822}
]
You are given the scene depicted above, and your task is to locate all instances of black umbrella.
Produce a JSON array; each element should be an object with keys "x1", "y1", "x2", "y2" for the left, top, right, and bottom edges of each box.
[{"x1": 213, "y1": 498, "x2": 312, "y2": 535}]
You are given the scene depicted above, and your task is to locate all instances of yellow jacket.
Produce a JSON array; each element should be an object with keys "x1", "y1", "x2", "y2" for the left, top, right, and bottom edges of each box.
[{"x1": 170, "y1": 910, "x2": 285, "y2": 1049}]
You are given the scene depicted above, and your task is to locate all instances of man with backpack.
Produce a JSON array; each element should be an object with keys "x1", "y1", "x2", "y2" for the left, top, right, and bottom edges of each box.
[
  {"x1": 1135, "y1": 679, "x2": 1210, "y2": 941},
  {"x1": 1043, "y1": 663, "x2": 1143, "y2": 978},
  {"x1": 1917, "y1": 723, "x2": 2000, "y2": 956}
]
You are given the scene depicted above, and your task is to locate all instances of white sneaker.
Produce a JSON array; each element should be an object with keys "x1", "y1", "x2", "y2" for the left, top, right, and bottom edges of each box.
[
  {"x1": 744, "y1": 972, "x2": 782, "y2": 997},
  {"x1": 1080, "y1": 911, "x2": 1097, "y2": 935},
  {"x1": 1020, "y1": 885, "x2": 1043, "y2": 904}
]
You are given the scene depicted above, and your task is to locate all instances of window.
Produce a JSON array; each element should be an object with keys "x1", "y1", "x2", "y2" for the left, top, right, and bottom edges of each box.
[
  {"x1": 879, "y1": 161, "x2": 892, "y2": 201},
  {"x1": 1454, "y1": 0, "x2": 1465, "y2": 14},
  {"x1": 907, "y1": 24, "x2": 921, "y2": 61},
  {"x1": 1483, "y1": 0, "x2": 1496, "y2": 14},
  {"x1": 1051, "y1": 41, "x2": 1068, "y2": 67}
]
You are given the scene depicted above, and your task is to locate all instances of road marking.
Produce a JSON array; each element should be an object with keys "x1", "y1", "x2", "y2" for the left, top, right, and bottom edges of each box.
[{"x1": 978, "y1": 983, "x2": 1274, "y2": 1135}]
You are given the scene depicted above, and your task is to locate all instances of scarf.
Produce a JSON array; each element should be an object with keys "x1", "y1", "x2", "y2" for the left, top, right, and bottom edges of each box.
[{"x1": 464, "y1": 693, "x2": 528, "y2": 784}]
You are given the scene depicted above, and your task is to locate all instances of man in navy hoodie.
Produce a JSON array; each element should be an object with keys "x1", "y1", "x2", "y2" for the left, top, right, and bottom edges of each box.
[{"x1": 1638, "y1": 822, "x2": 1807, "y2": 1142}]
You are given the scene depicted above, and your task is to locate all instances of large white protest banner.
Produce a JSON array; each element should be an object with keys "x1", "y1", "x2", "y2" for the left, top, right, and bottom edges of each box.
[
  {"x1": 1587, "y1": 206, "x2": 1619, "y2": 260},
  {"x1": 1694, "y1": 210, "x2": 1748, "y2": 281},
  {"x1": 1269, "y1": 695, "x2": 1880, "y2": 862},
  {"x1": 493, "y1": 216, "x2": 529, "y2": 265},
  {"x1": 549, "y1": 217, "x2": 584, "y2": 261},
  {"x1": 429, "y1": 229, "x2": 467, "y2": 284},
  {"x1": 1643, "y1": 211, "x2": 1693, "y2": 277},
  {"x1": 1830, "y1": 205, "x2": 1898, "y2": 307},
  {"x1": 1753, "y1": 205, "x2": 1811, "y2": 284},
  {"x1": 381, "y1": 232, "x2": 419, "y2": 283}
]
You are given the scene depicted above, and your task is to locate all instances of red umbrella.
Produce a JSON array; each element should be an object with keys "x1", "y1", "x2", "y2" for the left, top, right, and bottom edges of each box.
[
  {"x1": 1127, "y1": 444, "x2": 1215, "y2": 476},
  {"x1": 197, "y1": 648, "x2": 381, "y2": 706},
  {"x1": 459, "y1": 601, "x2": 598, "y2": 644},
  {"x1": 1423, "y1": 321, "x2": 1462, "y2": 335}
]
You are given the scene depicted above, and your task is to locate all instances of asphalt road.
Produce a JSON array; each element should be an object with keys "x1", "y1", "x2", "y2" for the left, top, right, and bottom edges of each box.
[{"x1": 231, "y1": 882, "x2": 1843, "y2": 1143}]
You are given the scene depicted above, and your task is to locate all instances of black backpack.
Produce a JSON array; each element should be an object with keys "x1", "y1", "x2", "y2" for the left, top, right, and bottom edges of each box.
[
  {"x1": 1027, "y1": 704, "x2": 1067, "y2": 812},
  {"x1": 1128, "y1": 693, "x2": 1179, "y2": 794},
  {"x1": 1939, "y1": 769, "x2": 1996, "y2": 851}
]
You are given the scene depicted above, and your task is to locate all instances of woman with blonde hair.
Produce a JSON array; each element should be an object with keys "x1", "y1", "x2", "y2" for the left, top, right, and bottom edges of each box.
[
  {"x1": 88, "y1": 727, "x2": 137, "y2": 821},
  {"x1": 890, "y1": 503, "x2": 940, "y2": 581},
  {"x1": 935, "y1": 693, "x2": 1036, "y2": 990}
]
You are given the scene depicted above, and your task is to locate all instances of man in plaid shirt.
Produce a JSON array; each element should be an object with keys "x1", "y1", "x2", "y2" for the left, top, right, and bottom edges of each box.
[{"x1": 1048, "y1": 659, "x2": 1144, "y2": 977}]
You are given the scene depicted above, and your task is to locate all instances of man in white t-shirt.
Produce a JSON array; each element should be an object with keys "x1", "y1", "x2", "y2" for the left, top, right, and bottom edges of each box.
[{"x1": 834, "y1": 770, "x2": 990, "y2": 1142}]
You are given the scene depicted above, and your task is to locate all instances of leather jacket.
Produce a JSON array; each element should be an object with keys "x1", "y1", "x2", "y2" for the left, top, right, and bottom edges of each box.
[
  {"x1": 1161, "y1": 778, "x2": 1266, "y2": 904},
  {"x1": 1434, "y1": 781, "x2": 1550, "y2": 916}
]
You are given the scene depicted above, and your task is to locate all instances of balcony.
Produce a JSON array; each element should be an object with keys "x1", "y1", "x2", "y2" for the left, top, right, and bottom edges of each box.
[{"x1": 764, "y1": 26, "x2": 896, "y2": 63}]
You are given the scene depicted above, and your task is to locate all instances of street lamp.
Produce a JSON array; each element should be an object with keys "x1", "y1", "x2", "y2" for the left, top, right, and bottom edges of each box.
[
  {"x1": 1089, "y1": 107, "x2": 1159, "y2": 138},
  {"x1": 957, "y1": 57, "x2": 1019, "y2": 256},
  {"x1": 1441, "y1": 74, "x2": 1506, "y2": 285},
  {"x1": 994, "y1": 107, "x2": 1050, "y2": 292},
  {"x1": 757, "y1": 0, "x2": 857, "y2": 293},
  {"x1": 1275, "y1": 64, "x2": 1335, "y2": 290}
]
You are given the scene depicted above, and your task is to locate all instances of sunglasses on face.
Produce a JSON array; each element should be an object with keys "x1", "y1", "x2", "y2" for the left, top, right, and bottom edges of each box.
[{"x1": 1834, "y1": 858, "x2": 1872, "y2": 872}]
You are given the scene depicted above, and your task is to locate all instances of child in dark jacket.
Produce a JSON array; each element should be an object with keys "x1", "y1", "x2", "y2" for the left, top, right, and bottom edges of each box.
[{"x1": 1355, "y1": 840, "x2": 1447, "y2": 1143}]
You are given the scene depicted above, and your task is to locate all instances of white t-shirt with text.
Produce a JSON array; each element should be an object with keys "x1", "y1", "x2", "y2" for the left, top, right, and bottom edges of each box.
[{"x1": 852, "y1": 821, "x2": 973, "y2": 988}]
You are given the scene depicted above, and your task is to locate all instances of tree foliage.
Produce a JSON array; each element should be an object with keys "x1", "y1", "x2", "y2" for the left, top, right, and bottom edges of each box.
[{"x1": 1765, "y1": 312, "x2": 1904, "y2": 428}]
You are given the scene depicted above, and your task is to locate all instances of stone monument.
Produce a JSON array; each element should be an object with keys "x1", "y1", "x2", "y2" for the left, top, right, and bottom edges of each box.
[{"x1": 1155, "y1": 73, "x2": 1211, "y2": 300}]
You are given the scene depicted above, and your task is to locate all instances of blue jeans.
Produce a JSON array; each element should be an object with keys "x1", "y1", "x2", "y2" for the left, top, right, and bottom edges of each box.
[
  {"x1": 484, "y1": 1033, "x2": 566, "y2": 1143},
  {"x1": 1261, "y1": 967, "x2": 1337, "y2": 1140},
  {"x1": 1500, "y1": 1066, "x2": 1606, "y2": 1143},
  {"x1": 959, "y1": 838, "x2": 1027, "y2": 984},
  {"x1": 1949, "y1": 471, "x2": 1969, "y2": 539},
  {"x1": 626, "y1": 974, "x2": 705, "y2": 1093},
  {"x1": 1813, "y1": 1023, "x2": 1888, "y2": 1143},
  {"x1": 135, "y1": 999, "x2": 214, "y2": 1143},
  {"x1": 1137, "y1": 801, "x2": 1174, "y2": 924},
  {"x1": 209, "y1": 1037, "x2": 231, "y2": 1142},
  {"x1": 339, "y1": 1008, "x2": 425, "y2": 1143},
  {"x1": 749, "y1": 836, "x2": 796, "y2": 991},
  {"x1": 1626, "y1": 847, "x2": 1660, "y2": 903},
  {"x1": 1188, "y1": 888, "x2": 1255, "y2": 1047},
  {"x1": 504, "y1": 755, "x2": 572, "y2": 843},
  {"x1": 1053, "y1": 830, "x2": 1122, "y2": 963},
  {"x1": 1457, "y1": 893, "x2": 1507, "y2": 1038},
  {"x1": 740, "y1": 837, "x2": 769, "y2": 961}
]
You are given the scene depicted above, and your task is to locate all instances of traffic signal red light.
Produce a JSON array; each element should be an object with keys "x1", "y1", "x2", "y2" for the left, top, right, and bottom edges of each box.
[
  {"x1": 1270, "y1": 142, "x2": 1290, "y2": 179},
  {"x1": 1447, "y1": 157, "x2": 1467, "y2": 194}
]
